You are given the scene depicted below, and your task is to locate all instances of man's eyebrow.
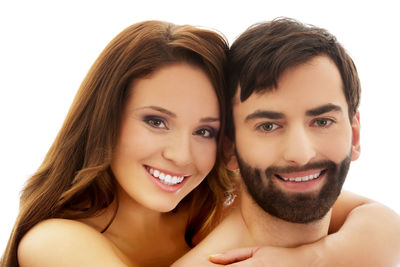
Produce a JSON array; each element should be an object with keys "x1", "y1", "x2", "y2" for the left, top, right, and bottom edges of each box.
[
  {"x1": 306, "y1": 104, "x2": 342, "y2": 116},
  {"x1": 136, "y1": 106, "x2": 176, "y2": 117},
  {"x1": 245, "y1": 110, "x2": 285, "y2": 122}
]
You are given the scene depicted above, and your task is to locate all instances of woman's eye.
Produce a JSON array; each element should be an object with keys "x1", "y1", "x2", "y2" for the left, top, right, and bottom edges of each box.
[
  {"x1": 257, "y1": 122, "x2": 280, "y2": 132},
  {"x1": 313, "y1": 118, "x2": 334, "y2": 128},
  {"x1": 145, "y1": 117, "x2": 167, "y2": 129},
  {"x1": 194, "y1": 128, "x2": 216, "y2": 139}
]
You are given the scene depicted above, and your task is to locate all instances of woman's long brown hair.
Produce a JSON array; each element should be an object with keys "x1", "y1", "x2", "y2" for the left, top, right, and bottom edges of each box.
[{"x1": 1, "y1": 21, "x2": 231, "y2": 266}]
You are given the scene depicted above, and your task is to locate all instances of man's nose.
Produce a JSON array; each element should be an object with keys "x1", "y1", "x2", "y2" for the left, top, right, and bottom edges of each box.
[{"x1": 282, "y1": 126, "x2": 316, "y2": 166}]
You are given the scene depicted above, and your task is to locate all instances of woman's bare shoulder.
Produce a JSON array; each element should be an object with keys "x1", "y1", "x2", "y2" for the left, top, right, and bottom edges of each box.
[{"x1": 18, "y1": 218, "x2": 128, "y2": 267}]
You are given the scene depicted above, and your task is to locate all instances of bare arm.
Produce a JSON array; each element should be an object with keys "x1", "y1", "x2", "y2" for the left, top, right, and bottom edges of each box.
[
  {"x1": 314, "y1": 198, "x2": 400, "y2": 266},
  {"x1": 329, "y1": 190, "x2": 372, "y2": 233},
  {"x1": 210, "y1": 191, "x2": 400, "y2": 266}
]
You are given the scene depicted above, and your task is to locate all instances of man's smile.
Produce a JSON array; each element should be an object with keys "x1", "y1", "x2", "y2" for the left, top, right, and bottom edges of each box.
[{"x1": 275, "y1": 169, "x2": 326, "y2": 183}]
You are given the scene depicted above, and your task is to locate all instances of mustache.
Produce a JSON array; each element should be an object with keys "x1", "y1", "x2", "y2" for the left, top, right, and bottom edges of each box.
[{"x1": 265, "y1": 160, "x2": 336, "y2": 177}]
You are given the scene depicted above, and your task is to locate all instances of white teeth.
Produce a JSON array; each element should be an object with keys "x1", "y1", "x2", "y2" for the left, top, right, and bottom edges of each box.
[
  {"x1": 281, "y1": 172, "x2": 321, "y2": 182},
  {"x1": 146, "y1": 167, "x2": 185, "y2": 185}
]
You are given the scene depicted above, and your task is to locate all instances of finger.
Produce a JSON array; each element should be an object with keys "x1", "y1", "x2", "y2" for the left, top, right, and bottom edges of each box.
[{"x1": 209, "y1": 248, "x2": 254, "y2": 264}]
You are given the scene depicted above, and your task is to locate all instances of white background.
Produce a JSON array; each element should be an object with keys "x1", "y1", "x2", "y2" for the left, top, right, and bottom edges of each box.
[{"x1": 1, "y1": 0, "x2": 399, "y2": 254}]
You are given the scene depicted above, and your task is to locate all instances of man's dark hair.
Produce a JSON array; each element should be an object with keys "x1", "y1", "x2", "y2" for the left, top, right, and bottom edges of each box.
[{"x1": 226, "y1": 17, "x2": 361, "y2": 138}]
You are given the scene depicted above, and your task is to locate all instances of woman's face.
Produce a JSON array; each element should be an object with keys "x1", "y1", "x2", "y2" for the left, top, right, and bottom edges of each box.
[{"x1": 111, "y1": 63, "x2": 220, "y2": 212}]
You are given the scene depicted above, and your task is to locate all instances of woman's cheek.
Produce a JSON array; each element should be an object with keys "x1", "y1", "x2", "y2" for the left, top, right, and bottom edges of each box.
[{"x1": 196, "y1": 141, "x2": 217, "y2": 174}]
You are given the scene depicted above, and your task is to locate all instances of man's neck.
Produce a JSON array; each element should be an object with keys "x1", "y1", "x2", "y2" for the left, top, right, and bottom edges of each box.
[{"x1": 239, "y1": 187, "x2": 331, "y2": 248}]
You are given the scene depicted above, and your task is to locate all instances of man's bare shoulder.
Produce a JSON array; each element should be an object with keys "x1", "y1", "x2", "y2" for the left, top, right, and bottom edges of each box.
[{"x1": 18, "y1": 218, "x2": 128, "y2": 267}]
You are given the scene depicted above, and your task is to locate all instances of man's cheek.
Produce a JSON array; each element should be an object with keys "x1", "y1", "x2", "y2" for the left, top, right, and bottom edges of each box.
[
  {"x1": 317, "y1": 136, "x2": 351, "y2": 163},
  {"x1": 243, "y1": 148, "x2": 275, "y2": 170}
]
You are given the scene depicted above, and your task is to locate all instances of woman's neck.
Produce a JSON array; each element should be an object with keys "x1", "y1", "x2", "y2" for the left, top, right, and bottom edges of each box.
[{"x1": 80, "y1": 186, "x2": 191, "y2": 266}]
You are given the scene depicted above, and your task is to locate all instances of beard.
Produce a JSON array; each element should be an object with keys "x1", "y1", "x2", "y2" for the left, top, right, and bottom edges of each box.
[{"x1": 236, "y1": 151, "x2": 351, "y2": 224}]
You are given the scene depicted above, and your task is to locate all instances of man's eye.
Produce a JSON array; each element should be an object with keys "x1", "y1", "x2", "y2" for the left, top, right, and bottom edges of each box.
[
  {"x1": 313, "y1": 118, "x2": 335, "y2": 128},
  {"x1": 257, "y1": 122, "x2": 280, "y2": 132}
]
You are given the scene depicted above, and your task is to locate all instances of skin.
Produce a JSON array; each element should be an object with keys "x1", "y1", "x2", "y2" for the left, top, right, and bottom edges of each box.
[
  {"x1": 173, "y1": 56, "x2": 400, "y2": 266},
  {"x1": 17, "y1": 63, "x2": 220, "y2": 267},
  {"x1": 208, "y1": 199, "x2": 400, "y2": 267},
  {"x1": 16, "y1": 60, "x2": 400, "y2": 267},
  {"x1": 111, "y1": 63, "x2": 220, "y2": 213},
  {"x1": 232, "y1": 55, "x2": 358, "y2": 225},
  {"x1": 227, "y1": 55, "x2": 357, "y2": 248},
  {"x1": 233, "y1": 56, "x2": 358, "y2": 171}
]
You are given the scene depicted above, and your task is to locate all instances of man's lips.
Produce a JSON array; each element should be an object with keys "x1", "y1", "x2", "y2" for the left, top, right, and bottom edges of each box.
[{"x1": 275, "y1": 169, "x2": 326, "y2": 182}]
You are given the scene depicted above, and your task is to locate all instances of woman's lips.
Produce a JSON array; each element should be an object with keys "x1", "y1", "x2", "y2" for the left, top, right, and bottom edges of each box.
[{"x1": 144, "y1": 165, "x2": 190, "y2": 186}]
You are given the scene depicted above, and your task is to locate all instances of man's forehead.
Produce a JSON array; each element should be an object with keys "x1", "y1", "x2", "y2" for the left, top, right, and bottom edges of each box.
[
  {"x1": 232, "y1": 56, "x2": 346, "y2": 110},
  {"x1": 233, "y1": 89, "x2": 347, "y2": 115},
  {"x1": 232, "y1": 55, "x2": 344, "y2": 101}
]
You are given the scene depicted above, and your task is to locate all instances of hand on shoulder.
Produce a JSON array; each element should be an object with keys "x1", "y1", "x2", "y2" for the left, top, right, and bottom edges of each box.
[{"x1": 18, "y1": 218, "x2": 128, "y2": 267}]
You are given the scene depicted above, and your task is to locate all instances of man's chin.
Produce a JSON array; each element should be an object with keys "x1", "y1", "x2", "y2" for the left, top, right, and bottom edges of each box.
[
  {"x1": 236, "y1": 153, "x2": 351, "y2": 224},
  {"x1": 263, "y1": 190, "x2": 331, "y2": 224}
]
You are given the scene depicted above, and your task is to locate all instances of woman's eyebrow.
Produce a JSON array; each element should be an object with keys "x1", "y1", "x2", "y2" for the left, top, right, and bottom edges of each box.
[
  {"x1": 137, "y1": 106, "x2": 219, "y2": 123},
  {"x1": 136, "y1": 106, "x2": 176, "y2": 117}
]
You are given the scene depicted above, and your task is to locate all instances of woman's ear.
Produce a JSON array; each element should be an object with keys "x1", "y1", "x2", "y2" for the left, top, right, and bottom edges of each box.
[
  {"x1": 351, "y1": 111, "x2": 361, "y2": 161},
  {"x1": 223, "y1": 137, "x2": 239, "y2": 170}
]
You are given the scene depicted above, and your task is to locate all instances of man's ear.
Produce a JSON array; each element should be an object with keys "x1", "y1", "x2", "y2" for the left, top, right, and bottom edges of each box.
[
  {"x1": 351, "y1": 111, "x2": 361, "y2": 161},
  {"x1": 223, "y1": 137, "x2": 239, "y2": 170},
  {"x1": 226, "y1": 154, "x2": 239, "y2": 171}
]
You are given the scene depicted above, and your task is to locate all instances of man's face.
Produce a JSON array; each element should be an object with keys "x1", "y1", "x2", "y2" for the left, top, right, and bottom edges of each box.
[{"x1": 232, "y1": 56, "x2": 360, "y2": 223}]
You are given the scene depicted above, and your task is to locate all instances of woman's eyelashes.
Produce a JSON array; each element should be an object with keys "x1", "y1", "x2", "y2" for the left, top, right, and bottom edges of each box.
[
  {"x1": 143, "y1": 115, "x2": 168, "y2": 129},
  {"x1": 193, "y1": 126, "x2": 218, "y2": 139},
  {"x1": 142, "y1": 115, "x2": 218, "y2": 139}
]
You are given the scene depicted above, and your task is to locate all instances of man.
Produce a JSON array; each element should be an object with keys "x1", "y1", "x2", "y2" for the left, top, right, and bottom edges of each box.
[
  {"x1": 222, "y1": 17, "x2": 360, "y2": 228},
  {"x1": 174, "y1": 18, "x2": 400, "y2": 266}
]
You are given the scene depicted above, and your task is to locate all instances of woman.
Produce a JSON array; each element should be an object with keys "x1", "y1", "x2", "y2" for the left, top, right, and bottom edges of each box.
[
  {"x1": 2, "y1": 20, "x2": 231, "y2": 266},
  {"x1": 1, "y1": 21, "x2": 399, "y2": 267}
]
